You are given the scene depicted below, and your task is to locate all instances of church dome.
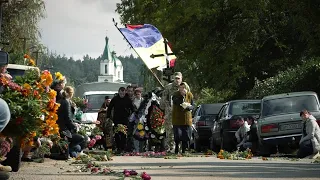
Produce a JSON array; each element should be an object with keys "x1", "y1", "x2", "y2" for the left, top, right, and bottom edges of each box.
[{"x1": 115, "y1": 58, "x2": 122, "y2": 67}]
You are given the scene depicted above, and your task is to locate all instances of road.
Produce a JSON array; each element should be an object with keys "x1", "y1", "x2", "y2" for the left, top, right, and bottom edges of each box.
[{"x1": 9, "y1": 155, "x2": 320, "y2": 180}]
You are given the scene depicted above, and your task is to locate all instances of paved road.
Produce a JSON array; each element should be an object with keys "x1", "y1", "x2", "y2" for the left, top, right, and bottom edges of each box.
[{"x1": 9, "y1": 156, "x2": 320, "y2": 180}]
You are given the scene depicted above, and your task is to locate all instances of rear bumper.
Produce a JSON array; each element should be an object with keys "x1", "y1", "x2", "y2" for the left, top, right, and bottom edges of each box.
[
  {"x1": 261, "y1": 133, "x2": 302, "y2": 145},
  {"x1": 197, "y1": 129, "x2": 212, "y2": 139}
]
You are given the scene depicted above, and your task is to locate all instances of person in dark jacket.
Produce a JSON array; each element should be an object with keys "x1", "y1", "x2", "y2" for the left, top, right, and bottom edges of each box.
[
  {"x1": 56, "y1": 86, "x2": 85, "y2": 158},
  {"x1": 50, "y1": 75, "x2": 66, "y2": 102},
  {"x1": 106, "y1": 87, "x2": 134, "y2": 153}
]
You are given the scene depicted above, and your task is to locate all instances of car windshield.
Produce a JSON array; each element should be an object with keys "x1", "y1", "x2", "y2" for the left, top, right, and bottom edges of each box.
[
  {"x1": 262, "y1": 95, "x2": 319, "y2": 117},
  {"x1": 85, "y1": 94, "x2": 114, "y2": 113},
  {"x1": 202, "y1": 104, "x2": 224, "y2": 115},
  {"x1": 6, "y1": 69, "x2": 25, "y2": 80},
  {"x1": 230, "y1": 101, "x2": 261, "y2": 115}
]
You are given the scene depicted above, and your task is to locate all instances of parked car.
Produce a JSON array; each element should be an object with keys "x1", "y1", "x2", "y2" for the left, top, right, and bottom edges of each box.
[
  {"x1": 81, "y1": 91, "x2": 116, "y2": 123},
  {"x1": 6, "y1": 64, "x2": 39, "y2": 80},
  {"x1": 192, "y1": 103, "x2": 224, "y2": 151},
  {"x1": 258, "y1": 91, "x2": 320, "y2": 156},
  {"x1": 210, "y1": 100, "x2": 261, "y2": 151}
]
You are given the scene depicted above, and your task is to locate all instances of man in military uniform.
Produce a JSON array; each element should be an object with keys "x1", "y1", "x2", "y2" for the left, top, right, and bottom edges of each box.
[{"x1": 161, "y1": 72, "x2": 190, "y2": 152}]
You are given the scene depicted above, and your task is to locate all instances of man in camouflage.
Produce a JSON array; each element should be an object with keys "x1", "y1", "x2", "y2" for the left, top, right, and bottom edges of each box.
[{"x1": 161, "y1": 72, "x2": 190, "y2": 152}]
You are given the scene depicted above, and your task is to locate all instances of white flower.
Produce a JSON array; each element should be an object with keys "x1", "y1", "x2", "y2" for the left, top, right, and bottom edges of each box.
[
  {"x1": 159, "y1": 136, "x2": 163, "y2": 139},
  {"x1": 145, "y1": 126, "x2": 149, "y2": 131},
  {"x1": 151, "y1": 134, "x2": 155, "y2": 138},
  {"x1": 40, "y1": 115, "x2": 45, "y2": 121}
]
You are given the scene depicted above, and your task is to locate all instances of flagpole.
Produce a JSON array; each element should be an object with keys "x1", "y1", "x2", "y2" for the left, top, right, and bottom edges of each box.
[{"x1": 112, "y1": 18, "x2": 164, "y2": 88}]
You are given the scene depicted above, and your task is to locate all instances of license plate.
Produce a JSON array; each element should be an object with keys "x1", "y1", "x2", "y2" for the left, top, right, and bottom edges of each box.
[{"x1": 280, "y1": 123, "x2": 302, "y2": 131}]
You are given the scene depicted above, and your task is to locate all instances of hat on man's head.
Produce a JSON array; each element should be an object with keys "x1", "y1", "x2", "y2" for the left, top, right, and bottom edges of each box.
[{"x1": 174, "y1": 72, "x2": 182, "y2": 78}]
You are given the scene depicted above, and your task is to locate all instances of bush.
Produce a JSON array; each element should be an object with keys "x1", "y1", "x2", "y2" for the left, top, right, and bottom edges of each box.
[
  {"x1": 247, "y1": 57, "x2": 320, "y2": 99},
  {"x1": 196, "y1": 88, "x2": 234, "y2": 105}
]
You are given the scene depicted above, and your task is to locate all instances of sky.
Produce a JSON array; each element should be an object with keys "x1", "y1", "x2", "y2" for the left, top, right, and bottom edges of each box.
[{"x1": 39, "y1": 0, "x2": 133, "y2": 60}]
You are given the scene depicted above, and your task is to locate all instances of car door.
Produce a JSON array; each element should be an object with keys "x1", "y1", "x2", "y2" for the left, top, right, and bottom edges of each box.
[{"x1": 212, "y1": 104, "x2": 228, "y2": 144}]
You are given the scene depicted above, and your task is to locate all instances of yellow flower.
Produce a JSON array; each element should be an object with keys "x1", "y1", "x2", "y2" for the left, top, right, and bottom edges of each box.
[
  {"x1": 23, "y1": 83, "x2": 32, "y2": 90},
  {"x1": 28, "y1": 59, "x2": 36, "y2": 66},
  {"x1": 137, "y1": 123, "x2": 144, "y2": 130},
  {"x1": 30, "y1": 131, "x2": 37, "y2": 137},
  {"x1": 48, "y1": 89, "x2": 57, "y2": 100},
  {"x1": 55, "y1": 72, "x2": 64, "y2": 80},
  {"x1": 139, "y1": 131, "x2": 145, "y2": 137}
]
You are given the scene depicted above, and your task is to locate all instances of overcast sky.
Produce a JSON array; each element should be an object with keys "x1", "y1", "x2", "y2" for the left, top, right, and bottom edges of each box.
[{"x1": 39, "y1": 0, "x2": 133, "y2": 60}]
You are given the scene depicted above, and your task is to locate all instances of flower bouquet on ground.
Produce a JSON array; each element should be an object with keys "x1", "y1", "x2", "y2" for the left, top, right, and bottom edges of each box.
[{"x1": 217, "y1": 149, "x2": 253, "y2": 160}]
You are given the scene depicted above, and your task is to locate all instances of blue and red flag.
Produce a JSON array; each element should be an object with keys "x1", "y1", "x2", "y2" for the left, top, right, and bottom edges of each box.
[{"x1": 119, "y1": 24, "x2": 176, "y2": 70}]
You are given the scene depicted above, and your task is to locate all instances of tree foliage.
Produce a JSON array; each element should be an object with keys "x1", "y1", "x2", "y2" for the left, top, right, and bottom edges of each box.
[
  {"x1": 248, "y1": 57, "x2": 320, "y2": 99},
  {"x1": 39, "y1": 54, "x2": 144, "y2": 88},
  {"x1": 116, "y1": 0, "x2": 320, "y2": 99},
  {"x1": 1, "y1": 0, "x2": 45, "y2": 54}
]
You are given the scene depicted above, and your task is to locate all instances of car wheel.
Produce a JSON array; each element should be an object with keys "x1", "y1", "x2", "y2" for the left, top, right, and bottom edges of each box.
[
  {"x1": 210, "y1": 137, "x2": 219, "y2": 152},
  {"x1": 221, "y1": 135, "x2": 233, "y2": 151},
  {"x1": 257, "y1": 143, "x2": 272, "y2": 157}
]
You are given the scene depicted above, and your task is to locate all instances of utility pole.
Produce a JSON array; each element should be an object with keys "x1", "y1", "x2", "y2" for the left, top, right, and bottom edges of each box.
[
  {"x1": 0, "y1": 0, "x2": 8, "y2": 50},
  {"x1": 32, "y1": 50, "x2": 41, "y2": 66},
  {"x1": 20, "y1": 37, "x2": 29, "y2": 52}
]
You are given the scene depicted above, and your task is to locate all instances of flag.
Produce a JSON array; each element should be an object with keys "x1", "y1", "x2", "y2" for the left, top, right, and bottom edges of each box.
[{"x1": 119, "y1": 24, "x2": 176, "y2": 70}]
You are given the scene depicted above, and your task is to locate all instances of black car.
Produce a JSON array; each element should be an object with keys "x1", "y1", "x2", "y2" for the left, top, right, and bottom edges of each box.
[
  {"x1": 192, "y1": 103, "x2": 224, "y2": 151},
  {"x1": 210, "y1": 100, "x2": 261, "y2": 151}
]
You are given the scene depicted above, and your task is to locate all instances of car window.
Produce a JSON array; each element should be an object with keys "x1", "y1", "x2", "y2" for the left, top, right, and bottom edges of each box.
[
  {"x1": 262, "y1": 95, "x2": 319, "y2": 117},
  {"x1": 85, "y1": 94, "x2": 115, "y2": 112},
  {"x1": 197, "y1": 107, "x2": 202, "y2": 116},
  {"x1": 230, "y1": 102, "x2": 260, "y2": 115},
  {"x1": 217, "y1": 105, "x2": 227, "y2": 120}
]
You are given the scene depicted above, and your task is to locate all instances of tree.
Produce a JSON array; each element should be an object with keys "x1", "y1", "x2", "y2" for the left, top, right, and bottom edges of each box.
[
  {"x1": 1, "y1": 0, "x2": 45, "y2": 60},
  {"x1": 116, "y1": 0, "x2": 320, "y2": 98}
]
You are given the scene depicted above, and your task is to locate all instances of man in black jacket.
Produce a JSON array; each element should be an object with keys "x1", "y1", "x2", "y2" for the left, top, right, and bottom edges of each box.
[{"x1": 106, "y1": 87, "x2": 134, "y2": 153}]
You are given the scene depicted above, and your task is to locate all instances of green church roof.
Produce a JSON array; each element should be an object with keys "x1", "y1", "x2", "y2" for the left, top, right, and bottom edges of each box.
[{"x1": 101, "y1": 36, "x2": 117, "y2": 67}]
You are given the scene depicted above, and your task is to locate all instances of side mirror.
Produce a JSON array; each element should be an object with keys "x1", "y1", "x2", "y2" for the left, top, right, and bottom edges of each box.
[{"x1": 0, "y1": 51, "x2": 9, "y2": 66}]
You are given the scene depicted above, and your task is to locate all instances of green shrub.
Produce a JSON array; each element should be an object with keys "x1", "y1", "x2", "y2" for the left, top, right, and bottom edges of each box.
[
  {"x1": 196, "y1": 88, "x2": 234, "y2": 105},
  {"x1": 247, "y1": 57, "x2": 320, "y2": 99}
]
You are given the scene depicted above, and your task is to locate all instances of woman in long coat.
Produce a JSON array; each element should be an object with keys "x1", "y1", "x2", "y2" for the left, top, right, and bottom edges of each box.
[{"x1": 171, "y1": 82, "x2": 194, "y2": 154}]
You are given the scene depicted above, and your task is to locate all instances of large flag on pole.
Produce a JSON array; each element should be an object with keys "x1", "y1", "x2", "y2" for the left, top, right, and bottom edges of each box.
[{"x1": 119, "y1": 24, "x2": 176, "y2": 70}]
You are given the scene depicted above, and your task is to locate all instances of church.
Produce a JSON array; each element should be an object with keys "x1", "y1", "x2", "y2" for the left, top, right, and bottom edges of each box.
[
  {"x1": 98, "y1": 36, "x2": 124, "y2": 83},
  {"x1": 75, "y1": 36, "x2": 129, "y2": 97}
]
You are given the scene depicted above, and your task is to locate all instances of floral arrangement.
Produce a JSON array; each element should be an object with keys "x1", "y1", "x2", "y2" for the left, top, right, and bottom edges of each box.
[
  {"x1": 0, "y1": 60, "x2": 60, "y2": 148},
  {"x1": 88, "y1": 135, "x2": 102, "y2": 149},
  {"x1": 149, "y1": 105, "x2": 165, "y2": 135},
  {"x1": 72, "y1": 97, "x2": 89, "y2": 111},
  {"x1": 134, "y1": 122, "x2": 149, "y2": 141},
  {"x1": 217, "y1": 149, "x2": 253, "y2": 160},
  {"x1": 114, "y1": 124, "x2": 128, "y2": 136}
]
